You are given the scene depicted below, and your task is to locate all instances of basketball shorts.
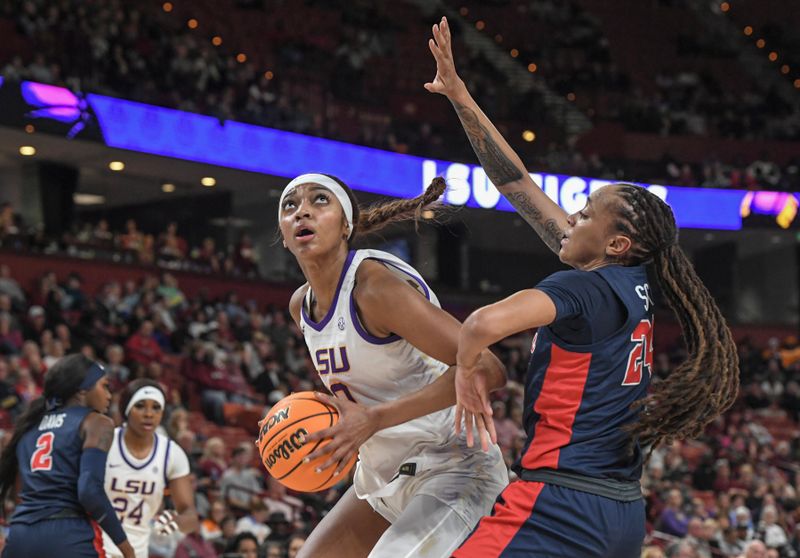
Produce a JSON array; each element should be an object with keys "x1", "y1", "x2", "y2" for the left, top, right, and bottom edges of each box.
[
  {"x1": 3, "y1": 517, "x2": 107, "y2": 558},
  {"x1": 365, "y1": 449, "x2": 509, "y2": 558},
  {"x1": 452, "y1": 480, "x2": 646, "y2": 558}
]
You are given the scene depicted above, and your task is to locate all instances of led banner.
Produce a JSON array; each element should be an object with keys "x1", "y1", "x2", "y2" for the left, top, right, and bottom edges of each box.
[{"x1": 1, "y1": 77, "x2": 796, "y2": 231}]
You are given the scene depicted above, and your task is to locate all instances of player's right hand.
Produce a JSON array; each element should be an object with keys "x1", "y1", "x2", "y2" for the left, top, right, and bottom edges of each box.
[
  {"x1": 454, "y1": 364, "x2": 497, "y2": 452},
  {"x1": 424, "y1": 16, "x2": 467, "y2": 100}
]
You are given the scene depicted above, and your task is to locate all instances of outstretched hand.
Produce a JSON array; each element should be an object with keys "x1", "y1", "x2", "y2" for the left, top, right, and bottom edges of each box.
[
  {"x1": 424, "y1": 16, "x2": 466, "y2": 99},
  {"x1": 454, "y1": 363, "x2": 498, "y2": 452},
  {"x1": 303, "y1": 392, "x2": 376, "y2": 475}
]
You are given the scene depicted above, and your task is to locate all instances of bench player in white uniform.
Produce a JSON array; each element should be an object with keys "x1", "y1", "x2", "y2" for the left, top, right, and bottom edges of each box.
[
  {"x1": 278, "y1": 173, "x2": 509, "y2": 558},
  {"x1": 102, "y1": 380, "x2": 199, "y2": 558}
]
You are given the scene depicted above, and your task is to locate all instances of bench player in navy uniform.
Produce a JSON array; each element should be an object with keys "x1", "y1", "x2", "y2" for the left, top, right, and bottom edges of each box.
[
  {"x1": 0, "y1": 354, "x2": 135, "y2": 558},
  {"x1": 425, "y1": 17, "x2": 740, "y2": 557}
]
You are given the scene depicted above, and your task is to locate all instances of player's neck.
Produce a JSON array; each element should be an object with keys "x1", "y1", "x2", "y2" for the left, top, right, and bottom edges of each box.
[
  {"x1": 299, "y1": 247, "x2": 350, "y2": 319},
  {"x1": 123, "y1": 425, "x2": 155, "y2": 458}
]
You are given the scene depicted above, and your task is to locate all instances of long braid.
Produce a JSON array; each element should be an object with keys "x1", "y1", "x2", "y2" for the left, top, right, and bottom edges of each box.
[
  {"x1": 612, "y1": 184, "x2": 739, "y2": 452},
  {"x1": 355, "y1": 177, "x2": 447, "y2": 238}
]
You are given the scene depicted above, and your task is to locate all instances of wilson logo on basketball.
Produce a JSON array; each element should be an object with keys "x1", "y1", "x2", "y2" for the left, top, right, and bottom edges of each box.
[
  {"x1": 264, "y1": 427, "x2": 308, "y2": 470},
  {"x1": 259, "y1": 407, "x2": 290, "y2": 439}
]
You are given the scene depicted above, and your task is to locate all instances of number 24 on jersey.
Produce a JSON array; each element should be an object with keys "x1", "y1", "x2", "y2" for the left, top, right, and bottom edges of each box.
[{"x1": 622, "y1": 319, "x2": 653, "y2": 386}]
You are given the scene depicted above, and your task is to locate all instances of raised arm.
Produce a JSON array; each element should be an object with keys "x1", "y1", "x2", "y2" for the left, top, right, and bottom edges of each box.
[{"x1": 425, "y1": 16, "x2": 569, "y2": 254}]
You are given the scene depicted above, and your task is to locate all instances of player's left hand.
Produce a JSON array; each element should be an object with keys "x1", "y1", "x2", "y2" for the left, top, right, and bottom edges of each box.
[
  {"x1": 303, "y1": 392, "x2": 376, "y2": 475},
  {"x1": 154, "y1": 509, "x2": 179, "y2": 536}
]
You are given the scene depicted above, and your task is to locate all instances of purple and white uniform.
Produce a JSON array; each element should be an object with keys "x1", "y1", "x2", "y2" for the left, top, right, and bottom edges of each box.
[
  {"x1": 300, "y1": 248, "x2": 508, "y2": 558},
  {"x1": 102, "y1": 427, "x2": 189, "y2": 558}
]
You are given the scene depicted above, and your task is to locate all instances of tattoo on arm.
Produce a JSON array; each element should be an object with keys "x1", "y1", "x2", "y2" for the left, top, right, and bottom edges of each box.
[
  {"x1": 97, "y1": 422, "x2": 114, "y2": 451},
  {"x1": 507, "y1": 192, "x2": 564, "y2": 253},
  {"x1": 452, "y1": 101, "x2": 564, "y2": 253},
  {"x1": 452, "y1": 102, "x2": 523, "y2": 186}
]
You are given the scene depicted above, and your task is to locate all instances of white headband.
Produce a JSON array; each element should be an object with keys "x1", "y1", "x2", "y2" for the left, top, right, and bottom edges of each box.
[
  {"x1": 125, "y1": 386, "x2": 165, "y2": 417},
  {"x1": 278, "y1": 173, "x2": 354, "y2": 239}
]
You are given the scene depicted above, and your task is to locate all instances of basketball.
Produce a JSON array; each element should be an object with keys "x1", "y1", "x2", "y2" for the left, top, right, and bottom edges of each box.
[{"x1": 256, "y1": 391, "x2": 356, "y2": 492}]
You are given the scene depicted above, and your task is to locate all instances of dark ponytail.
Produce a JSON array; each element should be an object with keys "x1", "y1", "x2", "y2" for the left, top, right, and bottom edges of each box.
[
  {"x1": 0, "y1": 353, "x2": 95, "y2": 506},
  {"x1": 610, "y1": 184, "x2": 739, "y2": 453}
]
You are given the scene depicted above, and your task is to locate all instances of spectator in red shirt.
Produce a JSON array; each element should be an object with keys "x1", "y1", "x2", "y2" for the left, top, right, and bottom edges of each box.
[{"x1": 125, "y1": 320, "x2": 164, "y2": 366}]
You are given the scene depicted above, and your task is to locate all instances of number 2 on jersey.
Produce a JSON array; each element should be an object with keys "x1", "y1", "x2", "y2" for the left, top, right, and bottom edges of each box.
[
  {"x1": 30, "y1": 432, "x2": 54, "y2": 472},
  {"x1": 330, "y1": 382, "x2": 357, "y2": 403},
  {"x1": 622, "y1": 319, "x2": 654, "y2": 386}
]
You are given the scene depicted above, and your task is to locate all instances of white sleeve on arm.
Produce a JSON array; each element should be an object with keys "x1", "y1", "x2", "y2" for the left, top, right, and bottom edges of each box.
[{"x1": 167, "y1": 441, "x2": 191, "y2": 480}]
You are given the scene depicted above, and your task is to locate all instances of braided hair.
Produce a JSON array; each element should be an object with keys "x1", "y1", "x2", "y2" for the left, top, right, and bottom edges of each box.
[
  {"x1": 323, "y1": 175, "x2": 447, "y2": 243},
  {"x1": 610, "y1": 184, "x2": 739, "y2": 452}
]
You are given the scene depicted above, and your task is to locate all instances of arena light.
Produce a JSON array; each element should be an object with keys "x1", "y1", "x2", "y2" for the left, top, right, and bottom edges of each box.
[
  {"x1": 756, "y1": 38, "x2": 766, "y2": 48},
  {"x1": 494, "y1": 34, "x2": 503, "y2": 43},
  {"x1": 19, "y1": 145, "x2": 35, "y2": 156},
  {"x1": 201, "y1": 177, "x2": 216, "y2": 187},
  {"x1": 24, "y1": 124, "x2": 34, "y2": 133},
  {"x1": 236, "y1": 53, "x2": 247, "y2": 63},
  {"x1": 522, "y1": 130, "x2": 536, "y2": 142},
  {"x1": 794, "y1": 79, "x2": 800, "y2": 89},
  {"x1": 475, "y1": 20, "x2": 485, "y2": 30},
  {"x1": 743, "y1": 26, "x2": 753, "y2": 36},
  {"x1": 719, "y1": 2, "x2": 730, "y2": 12},
  {"x1": 567, "y1": 92, "x2": 576, "y2": 101},
  {"x1": 187, "y1": 19, "x2": 198, "y2": 29},
  {"x1": 527, "y1": 63, "x2": 537, "y2": 73},
  {"x1": 212, "y1": 36, "x2": 222, "y2": 46},
  {"x1": 768, "y1": 51, "x2": 778, "y2": 62},
  {"x1": 161, "y1": 183, "x2": 176, "y2": 193},
  {"x1": 264, "y1": 71, "x2": 274, "y2": 80},
  {"x1": 108, "y1": 161, "x2": 125, "y2": 171},
  {"x1": 459, "y1": 7, "x2": 468, "y2": 16},
  {"x1": 162, "y1": 2, "x2": 173, "y2": 12},
  {"x1": 780, "y1": 65, "x2": 790, "y2": 74},
  {"x1": 74, "y1": 193, "x2": 105, "y2": 205},
  {"x1": 510, "y1": 49, "x2": 519, "y2": 58}
]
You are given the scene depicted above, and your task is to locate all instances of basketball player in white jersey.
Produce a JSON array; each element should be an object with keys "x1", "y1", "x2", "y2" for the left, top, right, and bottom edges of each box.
[
  {"x1": 102, "y1": 380, "x2": 199, "y2": 557},
  {"x1": 277, "y1": 173, "x2": 509, "y2": 558}
]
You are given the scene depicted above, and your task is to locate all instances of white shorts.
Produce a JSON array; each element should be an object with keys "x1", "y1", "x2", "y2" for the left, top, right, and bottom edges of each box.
[{"x1": 365, "y1": 449, "x2": 508, "y2": 558}]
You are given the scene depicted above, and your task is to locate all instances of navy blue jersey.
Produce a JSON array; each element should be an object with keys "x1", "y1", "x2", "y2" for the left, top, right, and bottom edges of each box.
[
  {"x1": 11, "y1": 405, "x2": 93, "y2": 524},
  {"x1": 515, "y1": 264, "x2": 654, "y2": 481}
]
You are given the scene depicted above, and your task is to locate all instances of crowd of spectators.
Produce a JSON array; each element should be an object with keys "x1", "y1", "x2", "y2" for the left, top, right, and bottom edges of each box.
[
  {"x1": 0, "y1": 0, "x2": 525, "y2": 165},
  {"x1": 617, "y1": 71, "x2": 799, "y2": 142},
  {"x1": 0, "y1": 207, "x2": 260, "y2": 278},
  {"x1": 2, "y1": 0, "x2": 798, "y2": 192},
  {"x1": 0, "y1": 244, "x2": 798, "y2": 556},
  {"x1": 0, "y1": 260, "x2": 325, "y2": 557}
]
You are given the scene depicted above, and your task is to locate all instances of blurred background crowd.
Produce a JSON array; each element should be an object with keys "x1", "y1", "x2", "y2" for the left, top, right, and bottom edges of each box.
[{"x1": 0, "y1": 0, "x2": 799, "y2": 557}]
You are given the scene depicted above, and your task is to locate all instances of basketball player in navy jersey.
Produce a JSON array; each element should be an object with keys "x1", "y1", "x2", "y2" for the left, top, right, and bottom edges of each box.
[
  {"x1": 0, "y1": 353, "x2": 135, "y2": 558},
  {"x1": 425, "y1": 17, "x2": 739, "y2": 557}
]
